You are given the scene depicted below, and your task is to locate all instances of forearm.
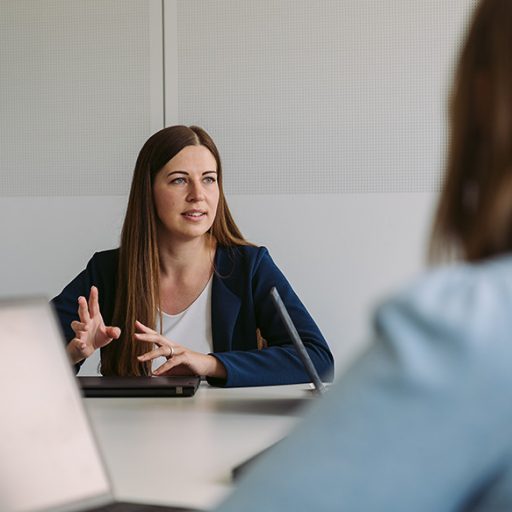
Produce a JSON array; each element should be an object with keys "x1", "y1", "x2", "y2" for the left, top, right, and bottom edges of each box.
[{"x1": 207, "y1": 343, "x2": 333, "y2": 388}]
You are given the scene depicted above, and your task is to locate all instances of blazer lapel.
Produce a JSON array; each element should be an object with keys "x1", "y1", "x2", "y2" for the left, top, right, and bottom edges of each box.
[{"x1": 211, "y1": 247, "x2": 242, "y2": 352}]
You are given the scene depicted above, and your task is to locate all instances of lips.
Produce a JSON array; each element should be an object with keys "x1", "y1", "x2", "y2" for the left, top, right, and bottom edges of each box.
[{"x1": 181, "y1": 209, "x2": 207, "y2": 219}]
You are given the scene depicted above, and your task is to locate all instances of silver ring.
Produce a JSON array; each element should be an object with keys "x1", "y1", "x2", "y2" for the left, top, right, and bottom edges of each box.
[{"x1": 167, "y1": 345, "x2": 174, "y2": 359}]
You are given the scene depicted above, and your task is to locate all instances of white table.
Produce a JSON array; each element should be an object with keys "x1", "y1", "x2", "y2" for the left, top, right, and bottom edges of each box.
[{"x1": 85, "y1": 383, "x2": 316, "y2": 510}]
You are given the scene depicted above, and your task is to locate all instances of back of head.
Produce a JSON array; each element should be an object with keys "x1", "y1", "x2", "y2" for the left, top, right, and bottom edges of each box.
[{"x1": 430, "y1": 0, "x2": 512, "y2": 262}]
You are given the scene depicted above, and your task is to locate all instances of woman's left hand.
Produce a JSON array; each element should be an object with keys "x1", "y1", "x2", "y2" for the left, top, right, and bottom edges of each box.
[{"x1": 134, "y1": 320, "x2": 227, "y2": 379}]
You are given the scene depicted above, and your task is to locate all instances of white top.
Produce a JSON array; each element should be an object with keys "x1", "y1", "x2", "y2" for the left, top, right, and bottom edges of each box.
[{"x1": 152, "y1": 276, "x2": 214, "y2": 372}]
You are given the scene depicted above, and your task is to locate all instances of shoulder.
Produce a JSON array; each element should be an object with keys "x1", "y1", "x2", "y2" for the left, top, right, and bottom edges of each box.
[
  {"x1": 84, "y1": 248, "x2": 119, "y2": 277},
  {"x1": 382, "y1": 255, "x2": 512, "y2": 332},
  {"x1": 374, "y1": 254, "x2": 512, "y2": 373},
  {"x1": 216, "y1": 244, "x2": 269, "y2": 261},
  {"x1": 214, "y1": 245, "x2": 287, "y2": 293},
  {"x1": 88, "y1": 248, "x2": 119, "y2": 266},
  {"x1": 215, "y1": 245, "x2": 272, "y2": 274}
]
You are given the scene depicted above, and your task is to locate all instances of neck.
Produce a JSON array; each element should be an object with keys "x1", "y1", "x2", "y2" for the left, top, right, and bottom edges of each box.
[{"x1": 158, "y1": 234, "x2": 215, "y2": 278}]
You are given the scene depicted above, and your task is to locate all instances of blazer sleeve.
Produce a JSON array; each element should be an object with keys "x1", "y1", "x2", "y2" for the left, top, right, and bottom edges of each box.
[{"x1": 209, "y1": 248, "x2": 334, "y2": 387}]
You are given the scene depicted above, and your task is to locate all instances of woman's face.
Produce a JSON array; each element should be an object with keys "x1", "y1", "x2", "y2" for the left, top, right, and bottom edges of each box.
[{"x1": 153, "y1": 145, "x2": 220, "y2": 243}]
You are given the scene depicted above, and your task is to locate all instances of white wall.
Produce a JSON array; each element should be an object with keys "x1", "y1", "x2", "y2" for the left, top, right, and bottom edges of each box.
[
  {"x1": 228, "y1": 193, "x2": 436, "y2": 371},
  {"x1": 0, "y1": 197, "x2": 126, "y2": 299},
  {"x1": 0, "y1": 1, "x2": 473, "y2": 374}
]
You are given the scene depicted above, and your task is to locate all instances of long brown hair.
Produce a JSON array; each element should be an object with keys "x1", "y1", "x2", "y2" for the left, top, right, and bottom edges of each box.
[
  {"x1": 101, "y1": 125, "x2": 250, "y2": 375},
  {"x1": 429, "y1": 0, "x2": 512, "y2": 263}
]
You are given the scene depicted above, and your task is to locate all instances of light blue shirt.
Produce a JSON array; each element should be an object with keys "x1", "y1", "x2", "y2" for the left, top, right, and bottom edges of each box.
[{"x1": 216, "y1": 254, "x2": 512, "y2": 511}]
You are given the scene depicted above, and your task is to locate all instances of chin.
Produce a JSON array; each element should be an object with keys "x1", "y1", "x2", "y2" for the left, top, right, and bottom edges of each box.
[{"x1": 176, "y1": 229, "x2": 211, "y2": 242}]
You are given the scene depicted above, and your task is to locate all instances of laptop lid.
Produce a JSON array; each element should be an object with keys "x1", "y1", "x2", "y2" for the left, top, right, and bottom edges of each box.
[
  {"x1": 0, "y1": 298, "x2": 114, "y2": 512},
  {"x1": 270, "y1": 287, "x2": 326, "y2": 395},
  {"x1": 78, "y1": 376, "x2": 200, "y2": 398},
  {"x1": 231, "y1": 287, "x2": 327, "y2": 480}
]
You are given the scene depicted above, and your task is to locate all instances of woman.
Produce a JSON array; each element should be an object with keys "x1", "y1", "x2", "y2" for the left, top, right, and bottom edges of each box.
[
  {"x1": 52, "y1": 125, "x2": 334, "y2": 387},
  {"x1": 215, "y1": 0, "x2": 512, "y2": 510}
]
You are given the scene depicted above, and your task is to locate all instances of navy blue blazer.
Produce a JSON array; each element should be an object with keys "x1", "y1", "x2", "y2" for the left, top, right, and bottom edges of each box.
[{"x1": 51, "y1": 245, "x2": 334, "y2": 387}]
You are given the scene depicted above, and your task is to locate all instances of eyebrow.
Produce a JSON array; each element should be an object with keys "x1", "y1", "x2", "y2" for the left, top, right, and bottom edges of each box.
[{"x1": 166, "y1": 170, "x2": 217, "y2": 177}]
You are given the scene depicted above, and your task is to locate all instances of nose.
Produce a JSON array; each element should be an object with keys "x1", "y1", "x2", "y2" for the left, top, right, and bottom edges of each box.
[{"x1": 186, "y1": 178, "x2": 206, "y2": 202}]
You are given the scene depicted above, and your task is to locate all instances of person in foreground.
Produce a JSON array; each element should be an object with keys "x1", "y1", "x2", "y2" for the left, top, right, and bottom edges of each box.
[
  {"x1": 52, "y1": 125, "x2": 333, "y2": 386},
  {"x1": 215, "y1": 0, "x2": 512, "y2": 509}
]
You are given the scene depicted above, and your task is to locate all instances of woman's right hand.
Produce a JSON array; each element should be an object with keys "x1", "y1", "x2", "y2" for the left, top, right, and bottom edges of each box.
[{"x1": 66, "y1": 286, "x2": 121, "y2": 364}]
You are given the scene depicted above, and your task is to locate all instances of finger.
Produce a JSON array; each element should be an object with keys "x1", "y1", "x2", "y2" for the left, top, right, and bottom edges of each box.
[
  {"x1": 152, "y1": 355, "x2": 185, "y2": 376},
  {"x1": 77, "y1": 328, "x2": 89, "y2": 342},
  {"x1": 134, "y1": 320, "x2": 157, "y2": 334},
  {"x1": 137, "y1": 348, "x2": 167, "y2": 362},
  {"x1": 158, "y1": 365, "x2": 195, "y2": 377},
  {"x1": 88, "y1": 286, "x2": 100, "y2": 318},
  {"x1": 105, "y1": 326, "x2": 121, "y2": 339},
  {"x1": 133, "y1": 332, "x2": 162, "y2": 344},
  {"x1": 70, "y1": 320, "x2": 88, "y2": 334},
  {"x1": 77, "y1": 296, "x2": 91, "y2": 323}
]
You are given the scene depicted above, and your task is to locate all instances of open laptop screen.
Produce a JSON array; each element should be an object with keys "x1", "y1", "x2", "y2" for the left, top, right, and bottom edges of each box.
[{"x1": 0, "y1": 298, "x2": 112, "y2": 512}]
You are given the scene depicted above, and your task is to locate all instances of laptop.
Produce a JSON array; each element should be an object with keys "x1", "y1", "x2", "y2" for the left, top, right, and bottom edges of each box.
[
  {"x1": 0, "y1": 297, "x2": 197, "y2": 512},
  {"x1": 232, "y1": 287, "x2": 328, "y2": 479},
  {"x1": 78, "y1": 376, "x2": 200, "y2": 398},
  {"x1": 269, "y1": 286, "x2": 327, "y2": 395}
]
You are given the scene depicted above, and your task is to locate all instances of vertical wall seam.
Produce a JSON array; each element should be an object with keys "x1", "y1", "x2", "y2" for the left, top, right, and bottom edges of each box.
[{"x1": 161, "y1": 0, "x2": 166, "y2": 127}]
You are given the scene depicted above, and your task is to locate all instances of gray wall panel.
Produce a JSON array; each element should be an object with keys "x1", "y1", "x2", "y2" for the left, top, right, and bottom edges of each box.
[
  {"x1": 176, "y1": 0, "x2": 477, "y2": 194},
  {"x1": 0, "y1": 0, "x2": 161, "y2": 196}
]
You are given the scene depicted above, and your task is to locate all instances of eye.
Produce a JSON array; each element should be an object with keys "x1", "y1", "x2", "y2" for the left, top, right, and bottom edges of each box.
[
  {"x1": 203, "y1": 176, "x2": 217, "y2": 184},
  {"x1": 170, "y1": 177, "x2": 186, "y2": 185}
]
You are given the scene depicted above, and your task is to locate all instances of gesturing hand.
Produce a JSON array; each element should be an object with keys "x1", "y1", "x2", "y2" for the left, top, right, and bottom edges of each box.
[
  {"x1": 66, "y1": 286, "x2": 121, "y2": 364},
  {"x1": 134, "y1": 320, "x2": 226, "y2": 379}
]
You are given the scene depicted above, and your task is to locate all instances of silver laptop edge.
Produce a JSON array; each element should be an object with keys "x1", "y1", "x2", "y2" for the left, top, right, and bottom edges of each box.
[
  {"x1": 269, "y1": 287, "x2": 326, "y2": 395},
  {"x1": 0, "y1": 297, "x2": 115, "y2": 512}
]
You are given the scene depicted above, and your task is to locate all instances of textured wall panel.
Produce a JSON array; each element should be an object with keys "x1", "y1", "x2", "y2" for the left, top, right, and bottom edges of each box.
[
  {"x1": 0, "y1": 0, "x2": 160, "y2": 196},
  {"x1": 176, "y1": 0, "x2": 477, "y2": 194}
]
